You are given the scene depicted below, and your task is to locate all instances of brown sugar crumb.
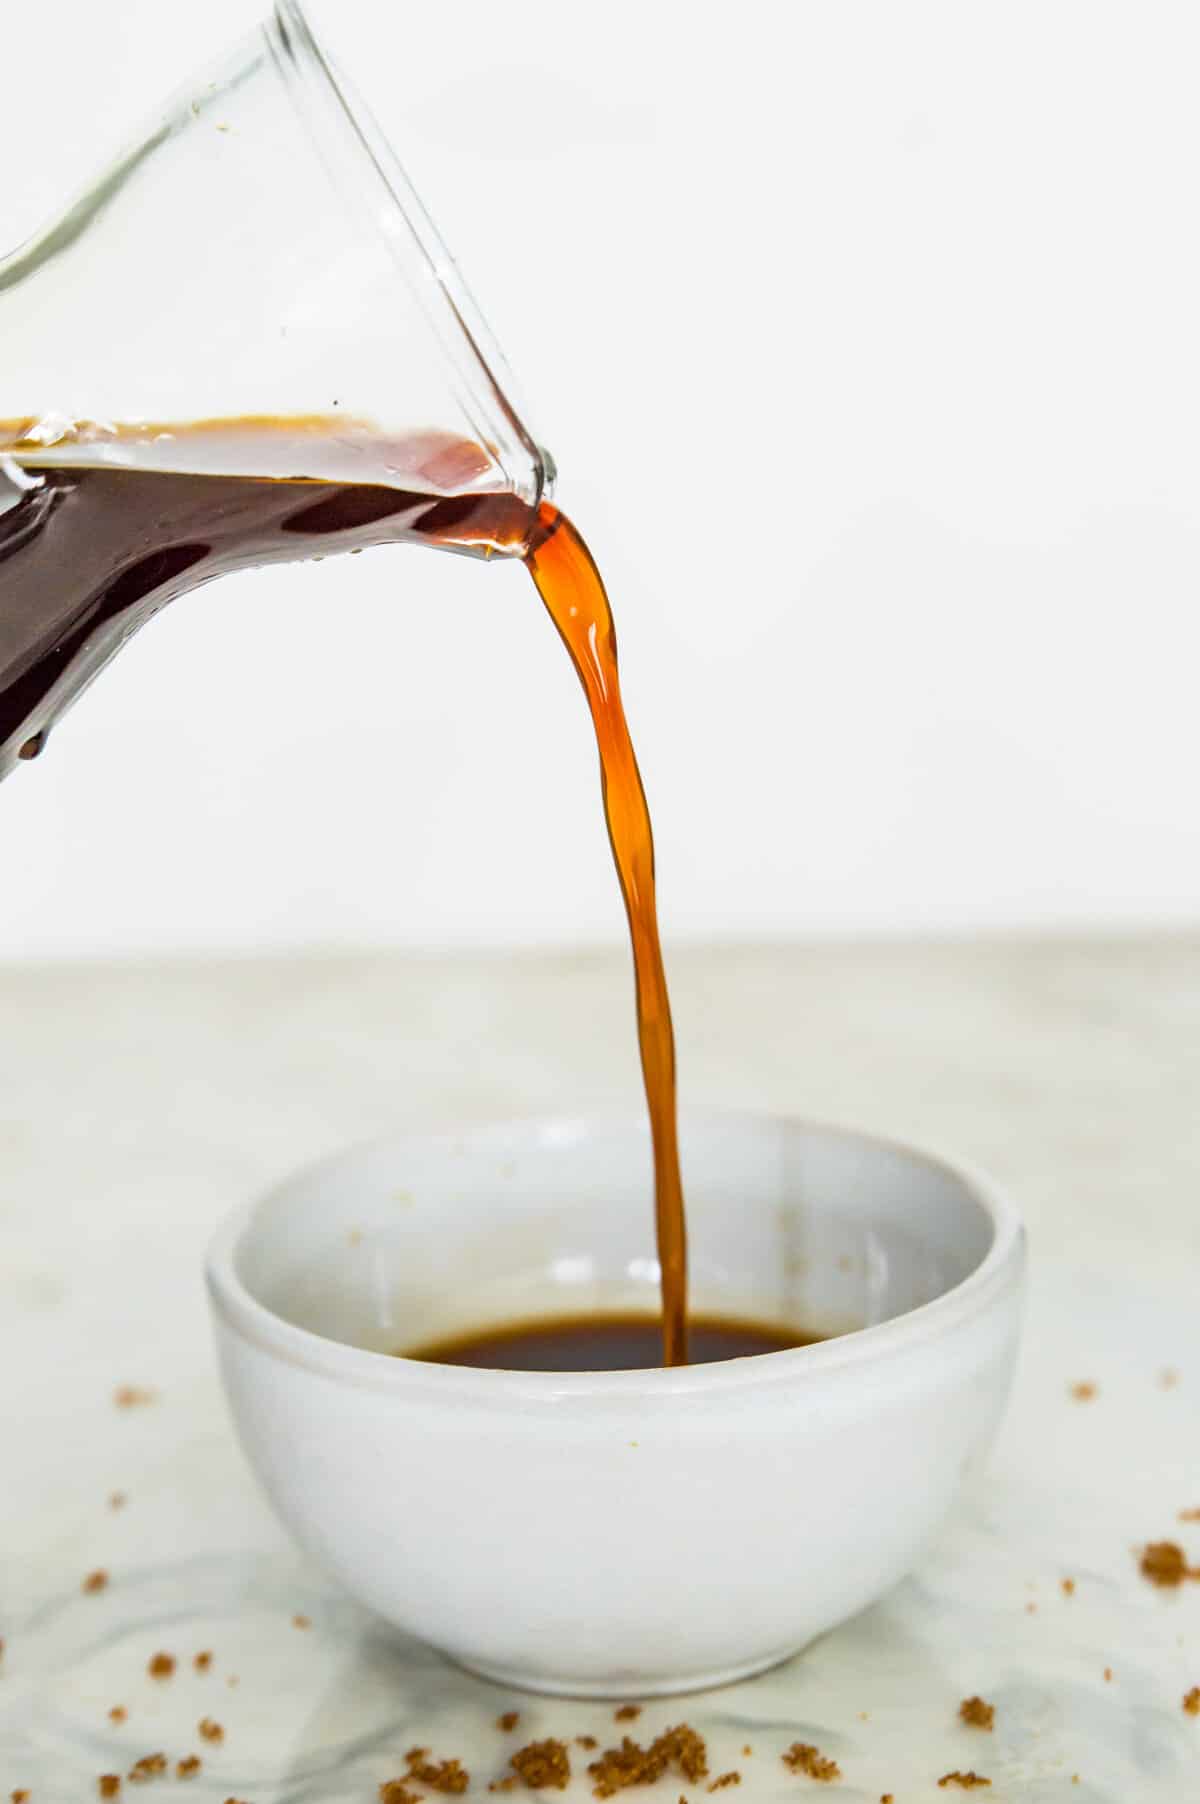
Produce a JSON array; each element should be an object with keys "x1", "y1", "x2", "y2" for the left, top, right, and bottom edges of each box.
[
  {"x1": 958, "y1": 1696, "x2": 995, "y2": 1731},
  {"x1": 497, "y1": 1713, "x2": 521, "y2": 1733},
  {"x1": 114, "y1": 1386, "x2": 157, "y2": 1409},
  {"x1": 11, "y1": 1793, "x2": 29, "y2": 1803},
  {"x1": 404, "y1": 1748, "x2": 470, "y2": 1795},
  {"x1": 487, "y1": 1780, "x2": 520, "y2": 1794},
  {"x1": 938, "y1": 1776, "x2": 991, "y2": 1791},
  {"x1": 1103, "y1": 1667, "x2": 1113, "y2": 1682},
  {"x1": 664, "y1": 1729, "x2": 707, "y2": 1785},
  {"x1": 576, "y1": 1738, "x2": 598, "y2": 1752},
  {"x1": 1061, "y1": 1577, "x2": 1076, "y2": 1596},
  {"x1": 109, "y1": 1492, "x2": 128, "y2": 1511},
  {"x1": 83, "y1": 1569, "x2": 110, "y2": 1595},
  {"x1": 99, "y1": 1780, "x2": 122, "y2": 1799},
  {"x1": 1025, "y1": 1602, "x2": 1037, "y2": 1614},
  {"x1": 147, "y1": 1653, "x2": 175, "y2": 1680},
  {"x1": 193, "y1": 1651, "x2": 212, "y2": 1673},
  {"x1": 615, "y1": 1707, "x2": 642, "y2": 1723},
  {"x1": 1184, "y1": 1687, "x2": 1200, "y2": 1716},
  {"x1": 589, "y1": 1726, "x2": 709, "y2": 1796},
  {"x1": 589, "y1": 1757, "x2": 649, "y2": 1804},
  {"x1": 707, "y1": 1776, "x2": 740, "y2": 1793},
  {"x1": 1139, "y1": 1540, "x2": 1197, "y2": 1587},
  {"x1": 509, "y1": 1739, "x2": 572, "y2": 1790},
  {"x1": 109, "y1": 1707, "x2": 128, "y2": 1724},
  {"x1": 292, "y1": 1613, "x2": 311, "y2": 1630},
  {"x1": 197, "y1": 1718, "x2": 223, "y2": 1744},
  {"x1": 741, "y1": 1748, "x2": 752, "y2": 1758},
  {"x1": 127, "y1": 1754, "x2": 167, "y2": 1783},
  {"x1": 380, "y1": 1785, "x2": 423, "y2": 1804},
  {"x1": 881, "y1": 1796, "x2": 894, "y2": 1803},
  {"x1": 782, "y1": 1743, "x2": 840, "y2": 1782},
  {"x1": 1068, "y1": 1381, "x2": 1097, "y2": 1402},
  {"x1": 1180, "y1": 1508, "x2": 1200, "y2": 1523},
  {"x1": 176, "y1": 1757, "x2": 201, "y2": 1780},
  {"x1": 1160, "y1": 1368, "x2": 1180, "y2": 1389}
]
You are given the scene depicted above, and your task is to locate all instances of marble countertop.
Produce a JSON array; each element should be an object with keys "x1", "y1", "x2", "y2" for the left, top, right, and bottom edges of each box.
[{"x1": 2, "y1": 936, "x2": 1198, "y2": 1801}]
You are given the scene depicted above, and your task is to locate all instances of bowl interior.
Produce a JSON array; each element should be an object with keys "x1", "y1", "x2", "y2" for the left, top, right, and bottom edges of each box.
[{"x1": 227, "y1": 1113, "x2": 997, "y2": 1360}]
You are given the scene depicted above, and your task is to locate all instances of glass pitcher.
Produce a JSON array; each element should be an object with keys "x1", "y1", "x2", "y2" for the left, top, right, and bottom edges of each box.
[{"x1": 0, "y1": 0, "x2": 552, "y2": 780}]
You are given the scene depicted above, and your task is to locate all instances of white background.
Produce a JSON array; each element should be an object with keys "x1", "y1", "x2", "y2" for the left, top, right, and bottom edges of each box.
[{"x1": 4, "y1": 0, "x2": 1200, "y2": 958}]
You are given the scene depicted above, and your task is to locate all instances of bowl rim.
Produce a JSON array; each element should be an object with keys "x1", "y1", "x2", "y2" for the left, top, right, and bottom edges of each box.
[{"x1": 205, "y1": 1108, "x2": 1027, "y2": 1400}]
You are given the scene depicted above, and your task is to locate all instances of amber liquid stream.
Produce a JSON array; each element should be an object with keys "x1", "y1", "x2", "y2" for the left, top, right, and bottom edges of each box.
[{"x1": 525, "y1": 505, "x2": 687, "y2": 1365}]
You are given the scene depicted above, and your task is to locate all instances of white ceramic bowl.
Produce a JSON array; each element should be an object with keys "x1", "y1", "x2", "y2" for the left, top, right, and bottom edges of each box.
[{"x1": 206, "y1": 1111, "x2": 1025, "y2": 1697}]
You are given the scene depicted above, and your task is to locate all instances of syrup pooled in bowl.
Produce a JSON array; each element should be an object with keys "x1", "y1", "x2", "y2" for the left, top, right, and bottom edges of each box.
[{"x1": 403, "y1": 1312, "x2": 818, "y2": 1372}]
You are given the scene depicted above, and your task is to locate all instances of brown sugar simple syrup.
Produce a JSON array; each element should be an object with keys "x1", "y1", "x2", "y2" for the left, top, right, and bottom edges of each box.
[
  {"x1": 402, "y1": 1313, "x2": 818, "y2": 1372},
  {"x1": 1, "y1": 417, "x2": 793, "y2": 1369}
]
